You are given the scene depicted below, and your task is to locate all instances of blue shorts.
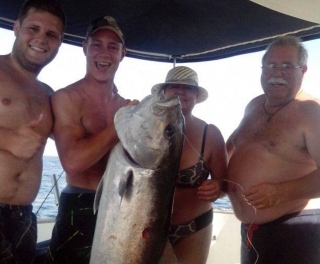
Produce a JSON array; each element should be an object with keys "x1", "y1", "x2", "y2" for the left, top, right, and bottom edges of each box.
[{"x1": 241, "y1": 209, "x2": 320, "y2": 264}]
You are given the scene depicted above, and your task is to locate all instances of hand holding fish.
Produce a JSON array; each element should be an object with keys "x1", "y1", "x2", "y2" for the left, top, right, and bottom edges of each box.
[
  {"x1": 197, "y1": 179, "x2": 222, "y2": 202},
  {"x1": 121, "y1": 99, "x2": 140, "y2": 107},
  {"x1": 243, "y1": 182, "x2": 284, "y2": 209}
]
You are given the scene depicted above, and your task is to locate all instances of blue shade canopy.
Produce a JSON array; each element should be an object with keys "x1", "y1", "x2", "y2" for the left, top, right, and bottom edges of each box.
[{"x1": 0, "y1": 0, "x2": 319, "y2": 63}]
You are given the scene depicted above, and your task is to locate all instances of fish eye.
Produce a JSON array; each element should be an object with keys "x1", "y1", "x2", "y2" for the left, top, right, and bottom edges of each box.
[{"x1": 164, "y1": 124, "x2": 175, "y2": 137}]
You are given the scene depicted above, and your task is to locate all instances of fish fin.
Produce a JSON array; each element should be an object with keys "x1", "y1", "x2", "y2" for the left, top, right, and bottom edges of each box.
[
  {"x1": 118, "y1": 170, "x2": 133, "y2": 205},
  {"x1": 93, "y1": 177, "x2": 104, "y2": 214}
]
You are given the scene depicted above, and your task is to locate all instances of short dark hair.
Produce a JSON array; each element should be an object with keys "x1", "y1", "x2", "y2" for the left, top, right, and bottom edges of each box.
[{"x1": 18, "y1": 0, "x2": 66, "y2": 32}]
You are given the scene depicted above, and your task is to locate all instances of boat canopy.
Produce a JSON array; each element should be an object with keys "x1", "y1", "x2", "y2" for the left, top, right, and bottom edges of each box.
[{"x1": 0, "y1": 0, "x2": 319, "y2": 63}]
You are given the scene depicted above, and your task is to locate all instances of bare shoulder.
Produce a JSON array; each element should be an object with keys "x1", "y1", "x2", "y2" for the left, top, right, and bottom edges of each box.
[
  {"x1": 298, "y1": 93, "x2": 320, "y2": 125},
  {"x1": 113, "y1": 90, "x2": 130, "y2": 106},
  {"x1": 0, "y1": 55, "x2": 11, "y2": 71},
  {"x1": 206, "y1": 123, "x2": 223, "y2": 137},
  {"x1": 191, "y1": 118, "x2": 223, "y2": 139},
  {"x1": 0, "y1": 55, "x2": 16, "y2": 82},
  {"x1": 39, "y1": 82, "x2": 54, "y2": 96},
  {"x1": 299, "y1": 93, "x2": 320, "y2": 109},
  {"x1": 244, "y1": 94, "x2": 265, "y2": 114},
  {"x1": 206, "y1": 123, "x2": 225, "y2": 146},
  {"x1": 52, "y1": 80, "x2": 84, "y2": 105}
]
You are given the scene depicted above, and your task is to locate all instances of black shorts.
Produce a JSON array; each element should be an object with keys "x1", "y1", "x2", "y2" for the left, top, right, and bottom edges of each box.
[
  {"x1": 241, "y1": 209, "x2": 320, "y2": 264},
  {"x1": 46, "y1": 192, "x2": 97, "y2": 264},
  {"x1": 0, "y1": 204, "x2": 36, "y2": 264}
]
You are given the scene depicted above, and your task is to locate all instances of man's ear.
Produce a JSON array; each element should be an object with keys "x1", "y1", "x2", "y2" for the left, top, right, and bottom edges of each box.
[
  {"x1": 13, "y1": 20, "x2": 20, "y2": 37},
  {"x1": 302, "y1": 65, "x2": 308, "y2": 75}
]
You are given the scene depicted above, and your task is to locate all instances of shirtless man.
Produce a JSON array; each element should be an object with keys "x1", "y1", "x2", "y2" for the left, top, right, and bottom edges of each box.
[
  {"x1": 227, "y1": 35, "x2": 320, "y2": 264},
  {"x1": 46, "y1": 16, "x2": 136, "y2": 263},
  {"x1": 0, "y1": 0, "x2": 65, "y2": 262}
]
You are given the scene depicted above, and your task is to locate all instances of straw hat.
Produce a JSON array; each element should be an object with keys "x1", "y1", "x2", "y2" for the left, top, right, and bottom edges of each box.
[{"x1": 151, "y1": 66, "x2": 208, "y2": 103}]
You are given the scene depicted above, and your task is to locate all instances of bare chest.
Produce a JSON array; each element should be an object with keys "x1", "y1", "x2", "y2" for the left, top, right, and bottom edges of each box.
[
  {"x1": 0, "y1": 78, "x2": 51, "y2": 130},
  {"x1": 233, "y1": 113, "x2": 309, "y2": 162},
  {"x1": 81, "y1": 98, "x2": 123, "y2": 135}
]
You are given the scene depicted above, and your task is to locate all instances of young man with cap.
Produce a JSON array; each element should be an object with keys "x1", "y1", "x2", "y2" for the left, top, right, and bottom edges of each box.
[
  {"x1": 153, "y1": 66, "x2": 227, "y2": 263},
  {"x1": 46, "y1": 16, "x2": 136, "y2": 263},
  {"x1": 0, "y1": 0, "x2": 65, "y2": 262}
]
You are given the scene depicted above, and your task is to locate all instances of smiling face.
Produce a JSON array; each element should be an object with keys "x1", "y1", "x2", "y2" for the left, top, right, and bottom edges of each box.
[
  {"x1": 83, "y1": 29, "x2": 126, "y2": 84},
  {"x1": 261, "y1": 45, "x2": 307, "y2": 102},
  {"x1": 12, "y1": 9, "x2": 63, "y2": 74}
]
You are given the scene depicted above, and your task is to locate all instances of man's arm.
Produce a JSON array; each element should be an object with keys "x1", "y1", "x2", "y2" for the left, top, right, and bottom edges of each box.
[
  {"x1": 226, "y1": 130, "x2": 236, "y2": 162},
  {"x1": 279, "y1": 102, "x2": 320, "y2": 200},
  {"x1": 0, "y1": 114, "x2": 44, "y2": 159},
  {"x1": 51, "y1": 90, "x2": 118, "y2": 177}
]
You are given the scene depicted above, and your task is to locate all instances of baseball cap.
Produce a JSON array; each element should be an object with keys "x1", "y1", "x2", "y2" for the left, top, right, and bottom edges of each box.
[{"x1": 86, "y1": 16, "x2": 124, "y2": 44}]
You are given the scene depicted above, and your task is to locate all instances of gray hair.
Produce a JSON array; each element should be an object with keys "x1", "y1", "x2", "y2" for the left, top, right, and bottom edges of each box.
[{"x1": 262, "y1": 35, "x2": 308, "y2": 66}]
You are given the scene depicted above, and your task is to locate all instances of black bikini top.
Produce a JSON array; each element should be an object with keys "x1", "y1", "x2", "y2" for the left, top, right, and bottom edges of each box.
[{"x1": 176, "y1": 124, "x2": 210, "y2": 187}]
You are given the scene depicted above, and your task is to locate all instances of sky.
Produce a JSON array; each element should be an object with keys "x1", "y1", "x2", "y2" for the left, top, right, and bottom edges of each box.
[{"x1": 1, "y1": 28, "x2": 320, "y2": 156}]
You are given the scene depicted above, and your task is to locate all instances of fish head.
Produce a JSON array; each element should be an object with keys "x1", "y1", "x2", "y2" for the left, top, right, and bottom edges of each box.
[{"x1": 115, "y1": 91, "x2": 185, "y2": 169}]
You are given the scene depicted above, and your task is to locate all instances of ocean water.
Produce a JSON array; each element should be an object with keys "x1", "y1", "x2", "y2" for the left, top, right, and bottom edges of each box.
[
  {"x1": 33, "y1": 156, "x2": 232, "y2": 219},
  {"x1": 33, "y1": 156, "x2": 67, "y2": 219}
]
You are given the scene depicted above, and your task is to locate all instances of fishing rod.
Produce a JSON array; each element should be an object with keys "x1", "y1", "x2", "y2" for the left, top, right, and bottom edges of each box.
[{"x1": 35, "y1": 170, "x2": 64, "y2": 217}]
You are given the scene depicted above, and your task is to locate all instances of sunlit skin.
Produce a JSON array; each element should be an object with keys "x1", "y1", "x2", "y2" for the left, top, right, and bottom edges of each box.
[
  {"x1": 161, "y1": 84, "x2": 227, "y2": 264},
  {"x1": 245, "y1": 46, "x2": 307, "y2": 209},
  {"x1": 261, "y1": 45, "x2": 307, "y2": 104},
  {"x1": 227, "y1": 44, "x2": 320, "y2": 224},
  {"x1": 12, "y1": 9, "x2": 63, "y2": 74},
  {"x1": 51, "y1": 28, "x2": 136, "y2": 191},
  {"x1": 82, "y1": 29, "x2": 126, "y2": 84},
  {"x1": 0, "y1": 9, "x2": 63, "y2": 205},
  {"x1": 45, "y1": 23, "x2": 140, "y2": 262}
]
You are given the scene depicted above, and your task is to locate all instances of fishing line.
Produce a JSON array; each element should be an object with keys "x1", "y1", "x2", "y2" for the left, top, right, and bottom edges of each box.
[
  {"x1": 175, "y1": 119, "x2": 260, "y2": 264},
  {"x1": 35, "y1": 170, "x2": 65, "y2": 217},
  {"x1": 223, "y1": 179, "x2": 259, "y2": 264}
]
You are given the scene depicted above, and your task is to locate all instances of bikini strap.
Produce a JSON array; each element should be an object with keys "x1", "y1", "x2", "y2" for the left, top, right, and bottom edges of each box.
[{"x1": 200, "y1": 124, "x2": 208, "y2": 156}]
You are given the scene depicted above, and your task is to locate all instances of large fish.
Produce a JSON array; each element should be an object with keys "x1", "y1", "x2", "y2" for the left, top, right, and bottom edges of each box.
[{"x1": 90, "y1": 92, "x2": 185, "y2": 264}]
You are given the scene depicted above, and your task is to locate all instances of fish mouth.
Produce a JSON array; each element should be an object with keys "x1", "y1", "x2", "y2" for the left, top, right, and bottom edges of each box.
[
  {"x1": 151, "y1": 95, "x2": 180, "y2": 116},
  {"x1": 158, "y1": 95, "x2": 180, "y2": 105},
  {"x1": 122, "y1": 143, "x2": 167, "y2": 169},
  {"x1": 123, "y1": 148, "x2": 140, "y2": 166}
]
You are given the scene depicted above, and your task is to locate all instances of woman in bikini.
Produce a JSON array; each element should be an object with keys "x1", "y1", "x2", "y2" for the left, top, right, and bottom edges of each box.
[{"x1": 151, "y1": 66, "x2": 228, "y2": 263}]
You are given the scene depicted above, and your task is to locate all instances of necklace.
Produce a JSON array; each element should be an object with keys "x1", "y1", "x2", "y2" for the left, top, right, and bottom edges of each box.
[
  {"x1": 263, "y1": 98, "x2": 294, "y2": 122},
  {"x1": 263, "y1": 90, "x2": 303, "y2": 122}
]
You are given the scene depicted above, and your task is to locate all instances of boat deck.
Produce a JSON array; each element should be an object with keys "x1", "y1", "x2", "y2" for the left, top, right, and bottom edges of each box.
[
  {"x1": 208, "y1": 210, "x2": 240, "y2": 264},
  {"x1": 38, "y1": 210, "x2": 241, "y2": 264}
]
